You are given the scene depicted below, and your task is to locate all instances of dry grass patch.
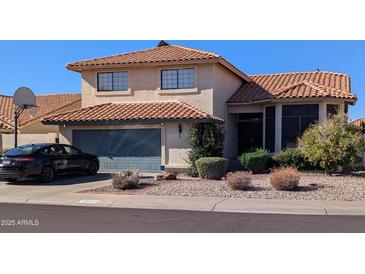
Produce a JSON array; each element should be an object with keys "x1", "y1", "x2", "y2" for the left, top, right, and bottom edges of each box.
[
  {"x1": 226, "y1": 171, "x2": 252, "y2": 190},
  {"x1": 112, "y1": 170, "x2": 141, "y2": 190},
  {"x1": 270, "y1": 167, "x2": 300, "y2": 191}
]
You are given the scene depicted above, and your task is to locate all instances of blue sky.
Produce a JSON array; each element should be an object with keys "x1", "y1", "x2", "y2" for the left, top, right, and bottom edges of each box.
[{"x1": 0, "y1": 40, "x2": 363, "y2": 119}]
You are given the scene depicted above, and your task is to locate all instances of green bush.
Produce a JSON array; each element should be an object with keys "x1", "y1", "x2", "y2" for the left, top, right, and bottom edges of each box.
[
  {"x1": 272, "y1": 148, "x2": 313, "y2": 170},
  {"x1": 299, "y1": 114, "x2": 365, "y2": 175},
  {"x1": 239, "y1": 148, "x2": 269, "y2": 173},
  {"x1": 195, "y1": 157, "x2": 228, "y2": 179},
  {"x1": 187, "y1": 123, "x2": 225, "y2": 177}
]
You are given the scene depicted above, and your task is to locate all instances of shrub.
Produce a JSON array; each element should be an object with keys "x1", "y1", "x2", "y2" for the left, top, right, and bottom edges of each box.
[
  {"x1": 270, "y1": 167, "x2": 300, "y2": 191},
  {"x1": 112, "y1": 170, "x2": 141, "y2": 190},
  {"x1": 187, "y1": 123, "x2": 225, "y2": 177},
  {"x1": 226, "y1": 171, "x2": 252, "y2": 190},
  {"x1": 195, "y1": 157, "x2": 228, "y2": 179},
  {"x1": 298, "y1": 114, "x2": 365, "y2": 175},
  {"x1": 239, "y1": 148, "x2": 269, "y2": 173},
  {"x1": 0, "y1": 147, "x2": 9, "y2": 153},
  {"x1": 272, "y1": 148, "x2": 313, "y2": 170}
]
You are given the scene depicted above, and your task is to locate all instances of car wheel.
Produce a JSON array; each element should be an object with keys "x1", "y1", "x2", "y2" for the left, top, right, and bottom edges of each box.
[
  {"x1": 87, "y1": 161, "x2": 98, "y2": 176},
  {"x1": 5, "y1": 178, "x2": 17, "y2": 183},
  {"x1": 40, "y1": 165, "x2": 55, "y2": 183}
]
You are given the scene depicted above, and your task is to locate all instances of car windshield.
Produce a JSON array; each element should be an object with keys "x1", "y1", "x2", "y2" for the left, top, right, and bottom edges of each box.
[{"x1": 5, "y1": 144, "x2": 44, "y2": 156}]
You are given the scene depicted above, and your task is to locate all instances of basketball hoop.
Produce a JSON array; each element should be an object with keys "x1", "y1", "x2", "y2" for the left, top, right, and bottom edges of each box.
[{"x1": 13, "y1": 87, "x2": 37, "y2": 147}]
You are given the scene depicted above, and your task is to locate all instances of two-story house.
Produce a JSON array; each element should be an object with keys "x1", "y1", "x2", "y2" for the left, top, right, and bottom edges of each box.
[{"x1": 42, "y1": 41, "x2": 357, "y2": 173}]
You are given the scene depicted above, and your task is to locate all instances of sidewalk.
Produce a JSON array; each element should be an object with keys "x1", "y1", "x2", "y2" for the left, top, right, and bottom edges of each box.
[
  {"x1": 1, "y1": 175, "x2": 365, "y2": 216},
  {"x1": 1, "y1": 190, "x2": 365, "y2": 215}
]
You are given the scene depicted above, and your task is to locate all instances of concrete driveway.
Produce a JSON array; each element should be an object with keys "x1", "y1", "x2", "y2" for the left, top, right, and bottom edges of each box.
[{"x1": 0, "y1": 173, "x2": 113, "y2": 204}]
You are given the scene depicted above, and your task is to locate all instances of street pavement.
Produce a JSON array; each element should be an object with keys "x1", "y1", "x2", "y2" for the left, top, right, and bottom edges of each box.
[{"x1": 1, "y1": 203, "x2": 365, "y2": 232}]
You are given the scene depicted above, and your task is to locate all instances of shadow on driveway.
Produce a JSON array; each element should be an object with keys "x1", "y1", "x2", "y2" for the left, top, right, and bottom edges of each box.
[{"x1": 6, "y1": 173, "x2": 112, "y2": 186}]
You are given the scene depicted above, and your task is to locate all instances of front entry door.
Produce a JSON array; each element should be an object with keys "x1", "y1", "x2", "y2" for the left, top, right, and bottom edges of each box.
[{"x1": 237, "y1": 113, "x2": 263, "y2": 155}]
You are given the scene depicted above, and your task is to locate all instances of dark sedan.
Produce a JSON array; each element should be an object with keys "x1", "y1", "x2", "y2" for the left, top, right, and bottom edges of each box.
[{"x1": 0, "y1": 143, "x2": 99, "y2": 183}]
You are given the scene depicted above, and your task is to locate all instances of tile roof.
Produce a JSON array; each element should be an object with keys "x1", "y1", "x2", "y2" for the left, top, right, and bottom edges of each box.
[
  {"x1": 42, "y1": 101, "x2": 224, "y2": 125},
  {"x1": 0, "y1": 93, "x2": 81, "y2": 130},
  {"x1": 352, "y1": 118, "x2": 365, "y2": 127},
  {"x1": 66, "y1": 42, "x2": 251, "y2": 81},
  {"x1": 0, "y1": 115, "x2": 14, "y2": 131},
  {"x1": 227, "y1": 71, "x2": 356, "y2": 103}
]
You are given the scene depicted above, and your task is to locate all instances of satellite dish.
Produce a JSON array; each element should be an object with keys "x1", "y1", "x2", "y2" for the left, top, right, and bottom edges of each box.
[{"x1": 13, "y1": 87, "x2": 36, "y2": 109}]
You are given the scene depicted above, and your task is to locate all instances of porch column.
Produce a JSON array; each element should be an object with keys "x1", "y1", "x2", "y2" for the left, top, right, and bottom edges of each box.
[
  {"x1": 262, "y1": 107, "x2": 266, "y2": 149},
  {"x1": 318, "y1": 102, "x2": 326, "y2": 123},
  {"x1": 161, "y1": 124, "x2": 166, "y2": 166},
  {"x1": 275, "y1": 104, "x2": 282, "y2": 152}
]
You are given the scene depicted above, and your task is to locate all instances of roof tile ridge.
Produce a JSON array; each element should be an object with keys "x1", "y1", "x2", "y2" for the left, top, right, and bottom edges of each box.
[
  {"x1": 176, "y1": 101, "x2": 223, "y2": 121},
  {"x1": 42, "y1": 103, "x2": 112, "y2": 121},
  {"x1": 249, "y1": 71, "x2": 349, "y2": 77},
  {"x1": 171, "y1": 45, "x2": 220, "y2": 58},
  {"x1": 272, "y1": 81, "x2": 307, "y2": 95},
  {"x1": 176, "y1": 101, "x2": 208, "y2": 117},
  {"x1": 0, "y1": 115, "x2": 14, "y2": 127},
  {"x1": 67, "y1": 45, "x2": 165, "y2": 66},
  {"x1": 303, "y1": 80, "x2": 344, "y2": 93},
  {"x1": 35, "y1": 92, "x2": 81, "y2": 97},
  {"x1": 20, "y1": 100, "x2": 83, "y2": 127}
]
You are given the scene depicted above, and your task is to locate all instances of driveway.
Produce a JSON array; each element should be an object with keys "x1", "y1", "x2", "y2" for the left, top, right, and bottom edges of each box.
[{"x1": 0, "y1": 174, "x2": 113, "y2": 204}]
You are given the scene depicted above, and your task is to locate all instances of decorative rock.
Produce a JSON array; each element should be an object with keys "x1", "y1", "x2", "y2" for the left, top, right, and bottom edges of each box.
[{"x1": 163, "y1": 172, "x2": 177, "y2": 180}]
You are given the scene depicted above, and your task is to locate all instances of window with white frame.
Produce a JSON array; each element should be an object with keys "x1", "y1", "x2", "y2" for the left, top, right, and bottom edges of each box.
[
  {"x1": 98, "y1": 72, "x2": 128, "y2": 91},
  {"x1": 161, "y1": 68, "x2": 195, "y2": 90}
]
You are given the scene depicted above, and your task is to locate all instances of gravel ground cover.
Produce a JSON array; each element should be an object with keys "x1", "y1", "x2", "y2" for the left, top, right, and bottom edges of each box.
[
  {"x1": 146, "y1": 173, "x2": 365, "y2": 201},
  {"x1": 80, "y1": 173, "x2": 365, "y2": 201}
]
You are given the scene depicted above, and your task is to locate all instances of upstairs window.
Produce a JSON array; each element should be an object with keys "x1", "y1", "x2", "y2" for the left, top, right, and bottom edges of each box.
[
  {"x1": 98, "y1": 72, "x2": 128, "y2": 91},
  {"x1": 161, "y1": 68, "x2": 195, "y2": 90}
]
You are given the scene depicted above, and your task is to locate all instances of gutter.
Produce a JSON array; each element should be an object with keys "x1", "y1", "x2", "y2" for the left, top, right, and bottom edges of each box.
[{"x1": 42, "y1": 117, "x2": 225, "y2": 126}]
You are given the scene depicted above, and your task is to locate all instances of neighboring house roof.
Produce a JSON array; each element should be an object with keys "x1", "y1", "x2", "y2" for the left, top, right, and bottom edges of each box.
[
  {"x1": 0, "y1": 93, "x2": 81, "y2": 131},
  {"x1": 66, "y1": 41, "x2": 251, "y2": 82},
  {"x1": 227, "y1": 71, "x2": 356, "y2": 104},
  {"x1": 42, "y1": 101, "x2": 224, "y2": 125},
  {"x1": 352, "y1": 118, "x2": 365, "y2": 127},
  {"x1": 0, "y1": 115, "x2": 14, "y2": 131}
]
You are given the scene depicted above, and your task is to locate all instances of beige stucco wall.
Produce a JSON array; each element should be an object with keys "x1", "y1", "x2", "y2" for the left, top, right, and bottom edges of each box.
[
  {"x1": 212, "y1": 64, "x2": 245, "y2": 159},
  {"x1": 58, "y1": 122, "x2": 192, "y2": 170},
  {"x1": 1, "y1": 133, "x2": 58, "y2": 149},
  {"x1": 76, "y1": 62, "x2": 246, "y2": 163},
  {"x1": 80, "y1": 64, "x2": 215, "y2": 114}
]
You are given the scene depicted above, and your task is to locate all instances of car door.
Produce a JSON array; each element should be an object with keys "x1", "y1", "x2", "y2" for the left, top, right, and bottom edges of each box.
[
  {"x1": 41, "y1": 145, "x2": 67, "y2": 172},
  {"x1": 60, "y1": 145, "x2": 89, "y2": 171}
]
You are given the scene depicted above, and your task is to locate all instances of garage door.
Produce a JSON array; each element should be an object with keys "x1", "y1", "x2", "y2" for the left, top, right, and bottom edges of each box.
[{"x1": 73, "y1": 129, "x2": 161, "y2": 173}]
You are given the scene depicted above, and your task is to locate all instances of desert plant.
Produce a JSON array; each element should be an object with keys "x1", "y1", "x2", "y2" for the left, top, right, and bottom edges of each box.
[
  {"x1": 195, "y1": 157, "x2": 228, "y2": 179},
  {"x1": 0, "y1": 147, "x2": 9, "y2": 153},
  {"x1": 298, "y1": 114, "x2": 365, "y2": 175},
  {"x1": 239, "y1": 148, "x2": 269, "y2": 173},
  {"x1": 270, "y1": 167, "x2": 300, "y2": 191},
  {"x1": 272, "y1": 148, "x2": 314, "y2": 170},
  {"x1": 112, "y1": 170, "x2": 141, "y2": 190},
  {"x1": 226, "y1": 171, "x2": 252, "y2": 190},
  {"x1": 187, "y1": 123, "x2": 225, "y2": 177}
]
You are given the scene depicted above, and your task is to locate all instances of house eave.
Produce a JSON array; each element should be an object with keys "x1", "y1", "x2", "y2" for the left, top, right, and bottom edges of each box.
[
  {"x1": 42, "y1": 117, "x2": 225, "y2": 126},
  {"x1": 66, "y1": 58, "x2": 251, "y2": 82},
  {"x1": 226, "y1": 96, "x2": 357, "y2": 105}
]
